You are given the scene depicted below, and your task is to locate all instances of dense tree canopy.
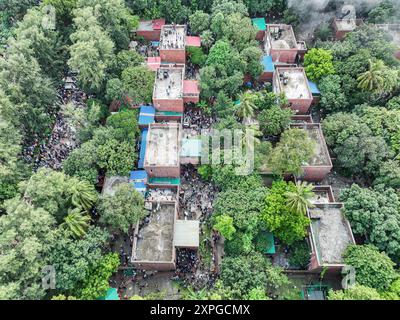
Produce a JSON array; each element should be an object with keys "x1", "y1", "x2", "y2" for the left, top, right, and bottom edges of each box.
[
  {"x1": 343, "y1": 245, "x2": 398, "y2": 291},
  {"x1": 262, "y1": 181, "x2": 310, "y2": 245},
  {"x1": 0, "y1": 198, "x2": 56, "y2": 300},
  {"x1": 340, "y1": 184, "x2": 400, "y2": 260},
  {"x1": 98, "y1": 183, "x2": 145, "y2": 233}
]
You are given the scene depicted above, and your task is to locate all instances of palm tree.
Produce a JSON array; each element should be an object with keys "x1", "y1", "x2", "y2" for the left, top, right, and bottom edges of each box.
[
  {"x1": 285, "y1": 181, "x2": 315, "y2": 215},
  {"x1": 242, "y1": 124, "x2": 262, "y2": 151},
  {"x1": 70, "y1": 180, "x2": 97, "y2": 211},
  {"x1": 237, "y1": 92, "x2": 257, "y2": 120},
  {"x1": 61, "y1": 208, "x2": 91, "y2": 238},
  {"x1": 357, "y1": 59, "x2": 386, "y2": 94}
]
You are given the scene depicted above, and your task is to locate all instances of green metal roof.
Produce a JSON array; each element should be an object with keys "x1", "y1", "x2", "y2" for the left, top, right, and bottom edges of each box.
[
  {"x1": 256, "y1": 231, "x2": 276, "y2": 254},
  {"x1": 98, "y1": 288, "x2": 119, "y2": 300},
  {"x1": 156, "y1": 111, "x2": 183, "y2": 116},
  {"x1": 252, "y1": 18, "x2": 266, "y2": 31},
  {"x1": 148, "y1": 177, "x2": 181, "y2": 185}
]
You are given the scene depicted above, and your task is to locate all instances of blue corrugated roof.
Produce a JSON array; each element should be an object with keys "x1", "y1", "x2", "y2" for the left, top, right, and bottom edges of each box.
[
  {"x1": 130, "y1": 170, "x2": 147, "y2": 181},
  {"x1": 139, "y1": 115, "x2": 155, "y2": 126},
  {"x1": 133, "y1": 181, "x2": 147, "y2": 194},
  {"x1": 138, "y1": 129, "x2": 148, "y2": 169},
  {"x1": 262, "y1": 55, "x2": 275, "y2": 73},
  {"x1": 140, "y1": 105, "x2": 155, "y2": 115},
  {"x1": 139, "y1": 105, "x2": 155, "y2": 126},
  {"x1": 308, "y1": 80, "x2": 321, "y2": 95},
  {"x1": 151, "y1": 41, "x2": 160, "y2": 47}
]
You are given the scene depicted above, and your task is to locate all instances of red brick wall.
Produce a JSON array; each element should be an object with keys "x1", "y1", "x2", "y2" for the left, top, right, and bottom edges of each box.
[
  {"x1": 288, "y1": 97, "x2": 313, "y2": 114},
  {"x1": 160, "y1": 49, "x2": 186, "y2": 63},
  {"x1": 155, "y1": 114, "x2": 183, "y2": 122},
  {"x1": 308, "y1": 252, "x2": 320, "y2": 271},
  {"x1": 145, "y1": 165, "x2": 181, "y2": 178},
  {"x1": 132, "y1": 261, "x2": 176, "y2": 271},
  {"x1": 271, "y1": 49, "x2": 298, "y2": 64},
  {"x1": 259, "y1": 71, "x2": 274, "y2": 82},
  {"x1": 137, "y1": 30, "x2": 161, "y2": 41},
  {"x1": 255, "y1": 30, "x2": 265, "y2": 41},
  {"x1": 334, "y1": 29, "x2": 349, "y2": 40},
  {"x1": 183, "y1": 96, "x2": 199, "y2": 104},
  {"x1": 301, "y1": 166, "x2": 332, "y2": 182},
  {"x1": 153, "y1": 98, "x2": 184, "y2": 112}
]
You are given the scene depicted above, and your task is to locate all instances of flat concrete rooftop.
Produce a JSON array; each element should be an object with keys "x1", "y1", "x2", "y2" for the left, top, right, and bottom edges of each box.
[
  {"x1": 133, "y1": 201, "x2": 176, "y2": 263},
  {"x1": 334, "y1": 19, "x2": 356, "y2": 31},
  {"x1": 311, "y1": 190, "x2": 331, "y2": 204},
  {"x1": 265, "y1": 24, "x2": 297, "y2": 50},
  {"x1": 290, "y1": 124, "x2": 331, "y2": 167},
  {"x1": 309, "y1": 204, "x2": 355, "y2": 265},
  {"x1": 276, "y1": 68, "x2": 312, "y2": 100},
  {"x1": 154, "y1": 67, "x2": 184, "y2": 100},
  {"x1": 144, "y1": 123, "x2": 180, "y2": 167},
  {"x1": 160, "y1": 25, "x2": 186, "y2": 50}
]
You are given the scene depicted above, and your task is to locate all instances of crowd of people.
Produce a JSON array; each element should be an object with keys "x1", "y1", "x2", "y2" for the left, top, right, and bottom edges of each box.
[
  {"x1": 180, "y1": 165, "x2": 216, "y2": 221},
  {"x1": 183, "y1": 105, "x2": 215, "y2": 136},
  {"x1": 23, "y1": 73, "x2": 89, "y2": 172}
]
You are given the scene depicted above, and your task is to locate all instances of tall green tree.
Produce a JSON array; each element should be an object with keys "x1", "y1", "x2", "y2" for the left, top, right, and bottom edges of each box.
[
  {"x1": 0, "y1": 198, "x2": 56, "y2": 300},
  {"x1": 262, "y1": 181, "x2": 310, "y2": 245},
  {"x1": 328, "y1": 285, "x2": 382, "y2": 300},
  {"x1": 61, "y1": 208, "x2": 92, "y2": 238},
  {"x1": 304, "y1": 48, "x2": 335, "y2": 82},
  {"x1": 77, "y1": 0, "x2": 138, "y2": 50},
  {"x1": 213, "y1": 214, "x2": 236, "y2": 240},
  {"x1": 285, "y1": 181, "x2": 315, "y2": 215},
  {"x1": 98, "y1": 183, "x2": 145, "y2": 233},
  {"x1": 258, "y1": 105, "x2": 293, "y2": 136},
  {"x1": 69, "y1": 6, "x2": 114, "y2": 92},
  {"x1": 69, "y1": 179, "x2": 98, "y2": 211},
  {"x1": 237, "y1": 92, "x2": 257, "y2": 120},
  {"x1": 79, "y1": 252, "x2": 120, "y2": 300},
  {"x1": 340, "y1": 184, "x2": 400, "y2": 260},
  {"x1": 48, "y1": 226, "x2": 109, "y2": 293},
  {"x1": 343, "y1": 245, "x2": 398, "y2": 291},
  {"x1": 267, "y1": 128, "x2": 316, "y2": 176},
  {"x1": 121, "y1": 65, "x2": 155, "y2": 105}
]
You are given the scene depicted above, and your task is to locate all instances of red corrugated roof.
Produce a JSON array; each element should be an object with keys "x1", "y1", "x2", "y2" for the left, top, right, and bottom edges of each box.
[
  {"x1": 183, "y1": 80, "x2": 199, "y2": 94},
  {"x1": 186, "y1": 36, "x2": 201, "y2": 47},
  {"x1": 152, "y1": 19, "x2": 166, "y2": 30}
]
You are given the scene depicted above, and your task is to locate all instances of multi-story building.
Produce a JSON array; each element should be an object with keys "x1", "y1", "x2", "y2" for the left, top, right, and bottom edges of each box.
[
  {"x1": 290, "y1": 123, "x2": 333, "y2": 182},
  {"x1": 136, "y1": 19, "x2": 166, "y2": 41},
  {"x1": 263, "y1": 24, "x2": 300, "y2": 64},
  {"x1": 273, "y1": 67, "x2": 313, "y2": 114}
]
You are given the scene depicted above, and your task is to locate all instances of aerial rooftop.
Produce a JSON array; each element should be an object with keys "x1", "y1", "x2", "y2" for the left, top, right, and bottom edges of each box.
[
  {"x1": 290, "y1": 123, "x2": 332, "y2": 167},
  {"x1": 132, "y1": 201, "x2": 176, "y2": 263},
  {"x1": 334, "y1": 19, "x2": 357, "y2": 31},
  {"x1": 265, "y1": 24, "x2": 297, "y2": 51},
  {"x1": 144, "y1": 123, "x2": 180, "y2": 168},
  {"x1": 309, "y1": 203, "x2": 355, "y2": 265},
  {"x1": 275, "y1": 68, "x2": 312, "y2": 100},
  {"x1": 153, "y1": 67, "x2": 184, "y2": 100},
  {"x1": 160, "y1": 25, "x2": 186, "y2": 50},
  {"x1": 139, "y1": 18, "x2": 164, "y2": 31}
]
